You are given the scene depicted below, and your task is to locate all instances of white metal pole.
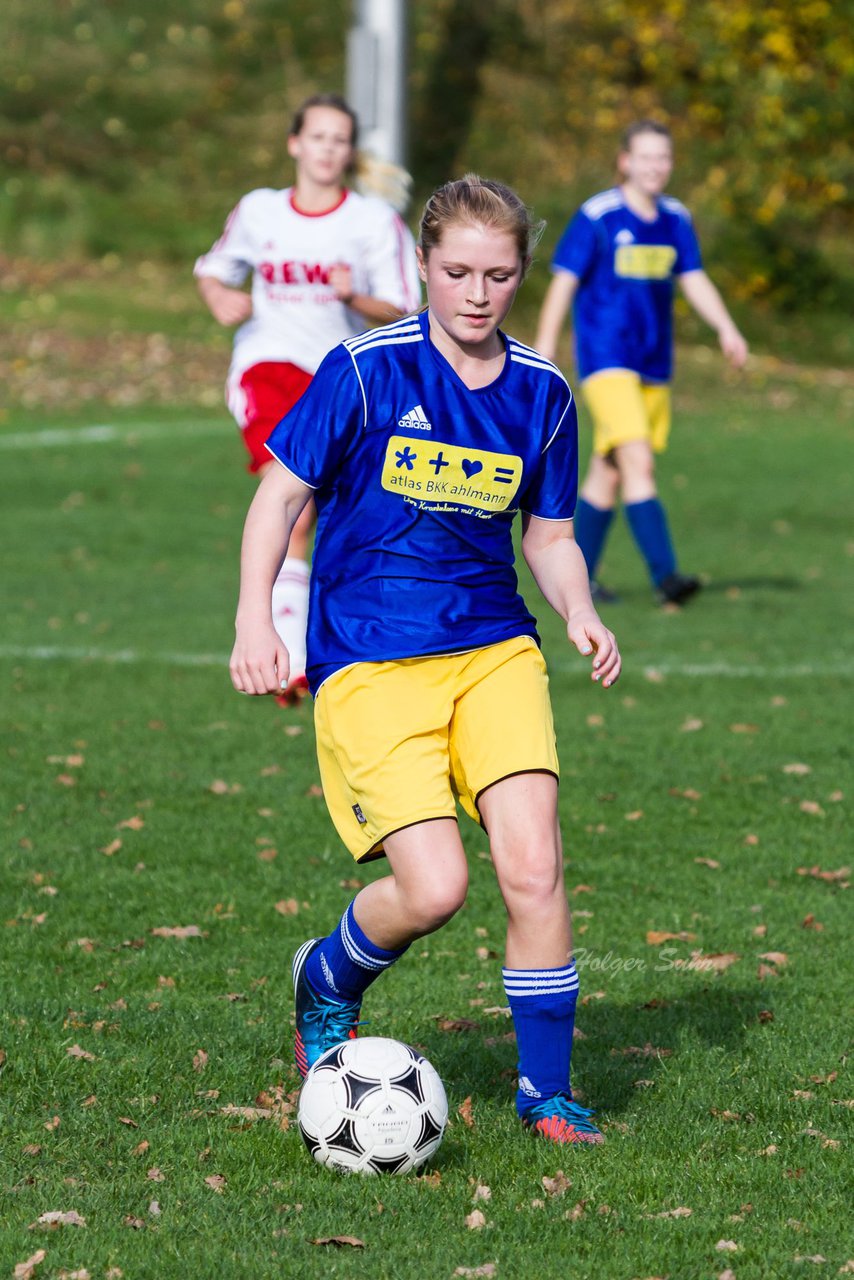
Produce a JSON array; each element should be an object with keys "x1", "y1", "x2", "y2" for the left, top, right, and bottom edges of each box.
[{"x1": 346, "y1": 0, "x2": 407, "y2": 167}]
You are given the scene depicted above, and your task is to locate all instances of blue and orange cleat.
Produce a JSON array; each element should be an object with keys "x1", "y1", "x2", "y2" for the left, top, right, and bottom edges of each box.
[
  {"x1": 292, "y1": 938, "x2": 361, "y2": 1079},
  {"x1": 520, "y1": 1092, "x2": 605, "y2": 1145}
]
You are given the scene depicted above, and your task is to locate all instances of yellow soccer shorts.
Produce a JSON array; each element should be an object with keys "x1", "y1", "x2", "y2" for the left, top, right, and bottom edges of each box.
[
  {"x1": 313, "y1": 635, "x2": 559, "y2": 862},
  {"x1": 582, "y1": 369, "x2": 672, "y2": 456}
]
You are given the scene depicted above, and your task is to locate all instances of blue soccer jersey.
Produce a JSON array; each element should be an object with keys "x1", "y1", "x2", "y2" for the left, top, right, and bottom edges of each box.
[
  {"x1": 552, "y1": 187, "x2": 703, "y2": 382},
  {"x1": 265, "y1": 310, "x2": 578, "y2": 692}
]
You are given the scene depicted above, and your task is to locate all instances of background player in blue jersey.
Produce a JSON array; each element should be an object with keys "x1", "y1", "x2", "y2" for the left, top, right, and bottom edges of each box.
[
  {"x1": 535, "y1": 120, "x2": 748, "y2": 605},
  {"x1": 230, "y1": 175, "x2": 621, "y2": 1146}
]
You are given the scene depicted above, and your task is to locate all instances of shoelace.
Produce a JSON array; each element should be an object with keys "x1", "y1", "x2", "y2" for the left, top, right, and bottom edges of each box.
[
  {"x1": 302, "y1": 997, "x2": 362, "y2": 1038},
  {"x1": 530, "y1": 1093, "x2": 600, "y2": 1133}
]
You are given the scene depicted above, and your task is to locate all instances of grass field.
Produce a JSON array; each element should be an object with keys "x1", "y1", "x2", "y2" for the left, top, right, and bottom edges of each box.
[{"x1": 1, "y1": 345, "x2": 852, "y2": 1279}]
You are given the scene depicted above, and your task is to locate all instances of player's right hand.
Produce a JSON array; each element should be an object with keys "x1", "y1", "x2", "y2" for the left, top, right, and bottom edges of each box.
[{"x1": 229, "y1": 625, "x2": 290, "y2": 695}]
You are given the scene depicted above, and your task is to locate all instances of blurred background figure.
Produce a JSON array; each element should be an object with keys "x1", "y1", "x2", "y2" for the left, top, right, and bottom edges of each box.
[
  {"x1": 195, "y1": 93, "x2": 420, "y2": 700},
  {"x1": 535, "y1": 121, "x2": 748, "y2": 606}
]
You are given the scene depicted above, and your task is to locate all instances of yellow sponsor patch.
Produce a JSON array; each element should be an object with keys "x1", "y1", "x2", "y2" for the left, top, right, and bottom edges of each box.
[
  {"x1": 614, "y1": 244, "x2": 678, "y2": 280},
  {"x1": 381, "y1": 435, "x2": 522, "y2": 513}
]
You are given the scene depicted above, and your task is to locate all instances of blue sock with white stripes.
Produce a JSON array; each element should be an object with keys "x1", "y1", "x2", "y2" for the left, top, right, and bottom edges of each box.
[
  {"x1": 503, "y1": 962, "x2": 580, "y2": 1114},
  {"x1": 305, "y1": 900, "x2": 408, "y2": 1003}
]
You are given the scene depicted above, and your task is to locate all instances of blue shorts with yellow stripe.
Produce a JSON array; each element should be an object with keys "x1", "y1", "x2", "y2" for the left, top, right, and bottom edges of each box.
[{"x1": 313, "y1": 635, "x2": 559, "y2": 862}]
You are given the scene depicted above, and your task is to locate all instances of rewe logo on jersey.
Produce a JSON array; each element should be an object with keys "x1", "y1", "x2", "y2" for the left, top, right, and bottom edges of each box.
[{"x1": 398, "y1": 404, "x2": 432, "y2": 431}]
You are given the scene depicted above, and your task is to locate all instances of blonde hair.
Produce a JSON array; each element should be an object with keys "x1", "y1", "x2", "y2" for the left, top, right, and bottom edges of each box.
[{"x1": 418, "y1": 174, "x2": 544, "y2": 273}]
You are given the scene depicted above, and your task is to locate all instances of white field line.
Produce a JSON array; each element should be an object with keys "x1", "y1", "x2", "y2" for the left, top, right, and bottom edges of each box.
[
  {"x1": 0, "y1": 420, "x2": 225, "y2": 449},
  {"x1": 2, "y1": 644, "x2": 852, "y2": 679}
]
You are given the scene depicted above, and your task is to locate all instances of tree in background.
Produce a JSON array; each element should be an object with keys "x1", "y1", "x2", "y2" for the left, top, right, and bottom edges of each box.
[{"x1": 1, "y1": 0, "x2": 851, "y2": 309}]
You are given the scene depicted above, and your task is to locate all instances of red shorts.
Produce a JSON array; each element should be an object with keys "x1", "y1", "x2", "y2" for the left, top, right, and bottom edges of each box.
[{"x1": 236, "y1": 361, "x2": 313, "y2": 473}]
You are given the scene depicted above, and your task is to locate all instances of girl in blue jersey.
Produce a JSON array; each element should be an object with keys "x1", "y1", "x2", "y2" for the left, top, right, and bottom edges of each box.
[
  {"x1": 535, "y1": 121, "x2": 748, "y2": 605},
  {"x1": 230, "y1": 175, "x2": 621, "y2": 1146}
]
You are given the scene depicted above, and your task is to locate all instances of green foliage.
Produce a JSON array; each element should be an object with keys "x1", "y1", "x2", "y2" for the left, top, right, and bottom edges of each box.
[{"x1": 0, "y1": 0, "x2": 852, "y2": 305}]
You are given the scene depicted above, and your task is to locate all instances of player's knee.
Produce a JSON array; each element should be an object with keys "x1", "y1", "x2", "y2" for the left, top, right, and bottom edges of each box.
[
  {"x1": 494, "y1": 839, "x2": 563, "y2": 909},
  {"x1": 404, "y1": 869, "x2": 469, "y2": 934}
]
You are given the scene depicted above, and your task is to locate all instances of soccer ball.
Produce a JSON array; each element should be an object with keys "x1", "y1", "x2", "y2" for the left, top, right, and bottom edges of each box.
[{"x1": 297, "y1": 1036, "x2": 448, "y2": 1174}]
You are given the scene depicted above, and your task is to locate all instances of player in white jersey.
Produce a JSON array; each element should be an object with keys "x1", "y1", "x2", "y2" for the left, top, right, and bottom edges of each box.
[{"x1": 195, "y1": 94, "x2": 421, "y2": 699}]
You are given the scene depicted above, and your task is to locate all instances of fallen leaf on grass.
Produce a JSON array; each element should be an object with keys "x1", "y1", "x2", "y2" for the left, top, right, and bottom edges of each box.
[
  {"x1": 624, "y1": 810, "x2": 644, "y2": 821},
  {"x1": 730, "y1": 723, "x2": 758, "y2": 734},
  {"x1": 646, "y1": 930, "x2": 696, "y2": 945},
  {"x1": 205, "y1": 1175, "x2": 227, "y2": 1193},
  {"x1": 457, "y1": 1096, "x2": 475, "y2": 1127},
  {"x1": 149, "y1": 1200, "x2": 161, "y2": 1217},
  {"x1": 418, "y1": 1170, "x2": 442, "y2": 1188},
  {"x1": 792, "y1": 1090, "x2": 815, "y2": 1100},
  {"x1": 796, "y1": 865, "x2": 850, "y2": 883},
  {"x1": 759, "y1": 951, "x2": 788, "y2": 966},
  {"x1": 674, "y1": 950, "x2": 740, "y2": 972},
  {"x1": 465, "y1": 1209, "x2": 487, "y2": 1230},
  {"x1": 436, "y1": 1018, "x2": 479, "y2": 1034},
  {"x1": 758, "y1": 963, "x2": 780, "y2": 980},
  {"x1": 647, "y1": 1205, "x2": 692, "y2": 1219},
  {"x1": 118, "y1": 1117, "x2": 139, "y2": 1128},
  {"x1": 542, "y1": 1170, "x2": 571, "y2": 1197},
  {"x1": 132, "y1": 1140, "x2": 150, "y2": 1156},
  {"x1": 101, "y1": 839, "x2": 122, "y2": 856},
  {"x1": 306, "y1": 784, "x2": 324, "y2": 798},
  {"x1": 794, "y1": 1255, "x2": 827, "y2": 1264},
  {"x1": 66, "y1": 1044, "x2": 96, "y2": 1061},
  {"x1": 117, "y1": 815, "x2": 145, "y2": 830},
  {"x1": 783, "y1": 762, "x2": 812, "y2": 775},
  {"x1": 150, "y1": 925, "x2": 205, "y2": 939},
  {"x1": 616, "y1": 1043, "x2": 673, "y2": 1059},
  {"x1": 123, "y1": 1216, "x2": 145, "y2": 1229},
  {"x1": 799, "y1": 800, "x2": 824, "y2": 816},
  {"x1": 802, "y1": 914, "x2": 824, "y2": 930},
  {"x1": 454, "y1": 1266, "x2": 496, "y2": 1278},
  {"x1": 193, "y1": 1049, "x2": 208, "y2": 1073},
  {"x1": 472, "y1": 1183, "x2": 491, "y2": 1202},
  {"x1": 759, "y1": 1144, "x2": 778, "y2": 1156},
  {"x1": 44, "y1": 1116, "x2": 60, "y2": 1131},
  {"x1": 30, "y1": 1210, "x2": 87, "y2": 1229},
  {"x1": 146, "y1": 1167, "x2": 165, "y2": 1182},
  {"x1": 310, "y1": 1236, "x2": 365, "y2": 1248},
  {"x1": 564, "y1": 1200, "x2": 588, "y2": 1221},
  {"x1": 809, "y1": 1071, "x2": 837, "y2": 1085},
  {"x1": 22, "y1": 1144, "x2": 43, "y2": 1156},
  {"x1": 14, "y1": 1251, "x2": 46, "y2": 1280},
  {"x1": 681, "y1": 716, "x2": 703, "y2": 731},
  {"x1": 694, "y1": 858, "x2": 720, "y2": 869},
  {"x1": 719, "y1": 1271, "x2": 737, "y2": 1280},
  {"x1": 274, "y1": 899, "x2": 299, "y2": 916},
  {"x1": 716, "y1": 1239, "x2": 739, "y2": 1252},
  {"x1": 753, "y1": 924, "x2": 768, "y2": 938}
]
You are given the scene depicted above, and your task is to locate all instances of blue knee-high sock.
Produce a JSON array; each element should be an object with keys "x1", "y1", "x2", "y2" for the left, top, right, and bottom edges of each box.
[
  {"x1": 624, "y1": 497, "x2": 677, "y2": 586},
  {"x1": 573, "y1": 498, "x2": 615, "y2": 580},
  {"x1": 306, "y1": 900, "x2": 408, "y2": 1003},
  {"x1": 503, "y1": 963, "x2": 579, "y2": 1114}
]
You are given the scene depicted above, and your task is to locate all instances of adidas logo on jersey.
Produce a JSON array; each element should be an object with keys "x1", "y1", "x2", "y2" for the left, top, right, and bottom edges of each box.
[{"x1": 398, "y1": 404, "x2": 432, "y2": 431}]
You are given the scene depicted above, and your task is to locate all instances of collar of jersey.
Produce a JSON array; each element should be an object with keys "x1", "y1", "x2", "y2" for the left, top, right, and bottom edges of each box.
[
  {"x1": 418, "y1": 308, "x2": 511, "y2": 394},
  {"x1": 288, "y1": 188, "x2": 349, "y2": 218}
]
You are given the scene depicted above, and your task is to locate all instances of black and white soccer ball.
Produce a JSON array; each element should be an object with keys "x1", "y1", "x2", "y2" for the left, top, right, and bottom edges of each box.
[{"x1": 297, "y1": 1036, "x2": 448, "y2": 1174}]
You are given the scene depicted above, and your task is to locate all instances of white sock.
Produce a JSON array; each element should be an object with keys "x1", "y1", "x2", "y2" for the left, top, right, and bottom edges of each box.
[{"x1": 271, "y1": 557, "x2": 309, "y2": 682}]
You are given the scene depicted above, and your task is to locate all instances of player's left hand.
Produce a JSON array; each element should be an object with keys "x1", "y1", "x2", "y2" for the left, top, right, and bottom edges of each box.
[
  {"x1": 567, "y1": 609, "x2": 621, "y2": 688},
  {"x1": 719, "y1": 323, "x2": 748, "y2": 369},
  {"x1": 329, "y1": 263, "x2": 354, "y2": 304}
]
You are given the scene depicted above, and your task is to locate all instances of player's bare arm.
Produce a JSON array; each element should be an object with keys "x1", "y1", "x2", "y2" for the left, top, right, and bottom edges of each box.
[
  {"x1": 534, "y1": 270, "x2": 579, "y2": 361},
  {"x1": 521, "y1": 514, "x2": 621, "y2": 687},
  {"x1": 679, "y1": 270, "x2": 748, "y2": 368},
  {"x1": 197, "y1": 275, "x2": 253, "y2": 327},
  {"x1": 230, "y1": 465, "x2": 312, "y2": 695}
]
